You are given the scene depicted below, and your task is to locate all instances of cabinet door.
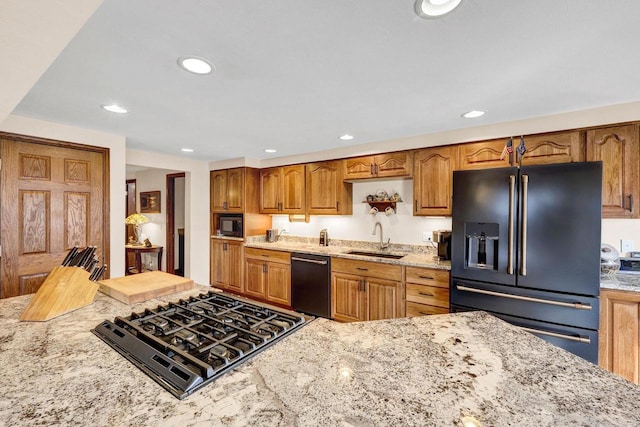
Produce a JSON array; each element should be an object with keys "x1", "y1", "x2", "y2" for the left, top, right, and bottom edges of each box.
[
  {"x1": 413, "y1": 146, "x2": 455, "y2": 216},
  {"x1": 210, "y1": 170, "x2": 227, "y2": 212},
  {"x1": 331, "y1": 272, "x2": 366, "y2": 322},
  {"x1": 599, "y1": 289, "x2": 640, "y2": 384},
  {"x1": 226, "y1": 168, "x2": 244, "y2": 212},
  {"x1": 266, "y1": 262, "x2": 291, "y2": 306},
  {"x1": 227, "y1": 241, "x2": 244, "y2": 293},
  {"x1": 457, "y1": 139, "x2": 511, "y2": 170},
  {"x1": 210, "y1": 239, "x2": 227, "y2": 288},
  {"x1": 244, "y1": 258, "x2": 266, "y2": 299},
  {"x1": 260, "y1": 167, "x2": 282, "y2": 213},
  {"x1": 344, "y1": 156, "x2": 375, "y2": 179},
  {"x1": 306, "y1": 161, "x2": 352, "y2": 215},
  {"x1": 520, "y1": 131, "x2": 585, "y2": 166},
  {"x1": 375, "y1": 151, "x2": 412, "y2": 178},
  {"x1": 282, "y1": 165, "x2": 306, "y2": 213},
  {"x1": 367, "y1": 277, "x2": 403, "y2": 321},
  {"x1": 587, "y1": 124, "x2": 639, "y2": 218}
]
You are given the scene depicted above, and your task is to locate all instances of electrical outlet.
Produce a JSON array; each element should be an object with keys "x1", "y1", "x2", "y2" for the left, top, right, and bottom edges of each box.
[
  {"x1": 422, "y1": 232, "x2": 431, "y2": 242},
  {"x1": 281, "y1": 226, "x2": 289, "y2": 234},
  {"x1": 621, "y1": 239, "x2": 634, "y2": 254}
]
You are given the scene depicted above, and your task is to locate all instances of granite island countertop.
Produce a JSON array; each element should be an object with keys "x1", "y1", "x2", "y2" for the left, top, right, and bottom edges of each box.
[
  {"x1": 600, "y1": 272, "x2": 640, "y2": 293},
  {"x1": 2, "y1": 287, "x2": 640, "y2": 426}
]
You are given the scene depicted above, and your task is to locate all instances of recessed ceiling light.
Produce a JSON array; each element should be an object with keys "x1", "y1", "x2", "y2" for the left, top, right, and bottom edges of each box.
[
  {"x1": 339, "y1": 134, "x2": 354, "y2": 141},
  {"x1": 177, "y1": 56, "x2": 214, "y2": 75},
  {"x1": 462, "y1": 110, "x2": 486, "y2": 119},
  {"x1": 180, "y1": 148, "x2": 194, "y2": 153},
  {"x1": 415, "y1": 0, "x2": 463, "y2": 18},
  {"x1": 101, "y1": 104, "x2": 127, "y2": 114},
  {"x1": 264, "y1": 148, "x2": 277, "y2": 153}
]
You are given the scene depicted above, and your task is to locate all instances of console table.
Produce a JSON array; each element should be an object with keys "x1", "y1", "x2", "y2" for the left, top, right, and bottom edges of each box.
[{"x1": 125, "y1": 245, "x2": 163, "y2": 275}]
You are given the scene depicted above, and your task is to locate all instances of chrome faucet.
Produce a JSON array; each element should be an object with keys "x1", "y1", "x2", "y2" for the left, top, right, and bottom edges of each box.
[{"x1": 372, "y1": 221, "x2": 390, "y2": 250}]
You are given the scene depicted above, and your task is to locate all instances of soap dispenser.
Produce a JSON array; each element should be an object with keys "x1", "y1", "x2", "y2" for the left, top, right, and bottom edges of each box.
[{"x1": 319, "y1": 229, "x2": 329, "y2": 246}]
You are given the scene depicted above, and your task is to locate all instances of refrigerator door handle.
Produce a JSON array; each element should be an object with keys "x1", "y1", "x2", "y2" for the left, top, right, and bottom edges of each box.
[
  {"x1": 520, "y1": 174, "x2": 529, "y2": 276},
  {"x1": 455, "y1": 284, "x2": 593, "y2": 310},
  {"x1": 508, "y1": 175, "x2": 515, "y2": 275},
  {"x1": 519, "y1": 326, "x2": 591, "y2": 344}
]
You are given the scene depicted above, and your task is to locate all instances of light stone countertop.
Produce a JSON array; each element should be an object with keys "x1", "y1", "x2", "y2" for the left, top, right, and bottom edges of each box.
[
  {"x1": 241, "y1": 235, "x2": 451, "y2": 270},
  {"x1": 600, "y1": 272, "x2": 640, "y2": 293},
  {"x1": 2, "y1": 286, "x2": 640, "y2": 426}
]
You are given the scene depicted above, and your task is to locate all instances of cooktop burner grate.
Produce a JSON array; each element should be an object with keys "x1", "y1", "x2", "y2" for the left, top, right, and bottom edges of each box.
[{"x1": 92, "y1": 291, "x2": 307, "y2": 399}]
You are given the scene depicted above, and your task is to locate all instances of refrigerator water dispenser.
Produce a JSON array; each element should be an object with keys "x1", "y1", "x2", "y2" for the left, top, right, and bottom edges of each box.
[{"x1": 465, "y1": 222, "x2": 499, "y2": 270}]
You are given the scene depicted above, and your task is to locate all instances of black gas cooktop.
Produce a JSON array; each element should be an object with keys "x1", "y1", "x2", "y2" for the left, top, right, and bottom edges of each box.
[{"x1": 92, "y1": 291, "x2": 307, "y2": 399}]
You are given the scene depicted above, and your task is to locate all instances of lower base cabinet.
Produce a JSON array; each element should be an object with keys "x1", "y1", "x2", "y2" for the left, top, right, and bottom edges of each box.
[
  {"x1": 331, "y1": 257, "x2": 404, "y2": 322},
  {"x1": 405, "y1": 267, "x2": 450, "y2": 316},
  {"x1": 244, "y1": 248, "x2": 291, "y2": 306},
  {"x1": 599, "y1": 288, "x2": 640, "y2": 384},
  {"x1": 210, "y1": 239, "x2": 244, "y2": 293}
]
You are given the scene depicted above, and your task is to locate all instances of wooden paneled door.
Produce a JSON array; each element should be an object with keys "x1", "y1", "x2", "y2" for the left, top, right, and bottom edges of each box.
[{"x1": 0, "y1": 135, "x2": 109, "y2": 298}]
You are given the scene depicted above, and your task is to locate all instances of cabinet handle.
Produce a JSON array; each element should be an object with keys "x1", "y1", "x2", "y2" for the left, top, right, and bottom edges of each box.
[
  {"x1": 418, "y1": 275, "x2": 434, "y2": 280},
  {"x1": 370, "y1": 164, "x2": 375, "y2": 175},
  {"x1": 627, "y1": 194, "x2": 633, "y2": 212},
  {"x1": 223, "y1": 242, "x2": 228, "y2": 251},
  {"x1": 358, "y1": 279, "x2": 363, "y2": 292},
  {"x1": 262, "y1": 264, "x2": 267, "y2": 273},
  {"x1": 336, "y1": 201, "x2": 339, "y2": 211},
  {"x1": 261, "y1": 254, "x2": 270, "y2": 258},
  {"x1": 223, "y1": 201, "x2": 228, "y2": 210},
  {"x1": 278, "y1": 201, "x2": 283, "y2": 211},
  {"x1": 374, "y1": 164, "x2": 379, "y2": 175},
  {"x1": 363, "y1": 280, "x2": 367, "y2": 291},
  {"x1": 356, "y1": 267, "x2": 368, "y2": 271},
  {"x1": 414, "y1": 200, "x2": 418, "y2": 212},
  {"x1": 418, "y1": 291, "x2": 434, "y2": 297}
]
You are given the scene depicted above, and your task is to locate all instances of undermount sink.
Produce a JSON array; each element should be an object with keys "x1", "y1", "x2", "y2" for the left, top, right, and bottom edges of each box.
[{"x1": 345, "y1": 250, "x2": 406, "y2": 259}]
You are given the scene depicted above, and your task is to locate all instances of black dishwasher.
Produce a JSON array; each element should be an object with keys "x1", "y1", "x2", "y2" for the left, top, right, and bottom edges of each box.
[{"x1": 291, "y1": 252, "x2": 331, "y2": 318}]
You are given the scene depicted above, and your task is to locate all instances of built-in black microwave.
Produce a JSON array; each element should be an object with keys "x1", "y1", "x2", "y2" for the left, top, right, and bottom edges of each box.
[{"x1": 219, "y1": 214, "x2": 243, "y2": 237}]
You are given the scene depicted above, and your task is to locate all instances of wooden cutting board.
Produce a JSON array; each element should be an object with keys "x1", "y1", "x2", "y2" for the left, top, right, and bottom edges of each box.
[{"x1": 98, "y1": 271, "x2": 194, "y2": 304}]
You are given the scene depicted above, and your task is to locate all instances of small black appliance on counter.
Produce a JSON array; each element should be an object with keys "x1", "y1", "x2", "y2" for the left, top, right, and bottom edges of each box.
[{"x1": 433, "y1": 230, "x2": 451, "y2": 260}]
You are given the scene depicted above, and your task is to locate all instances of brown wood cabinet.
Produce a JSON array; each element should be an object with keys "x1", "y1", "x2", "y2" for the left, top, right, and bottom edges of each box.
[
  {"x1": 405, "y1": 267, "x2": 450, "y2": 316},
  {"x1": 331, "y1": 257, "x2": 404, "y2": 322},
  {"x1": 344, "y1": 151, "x2": 412, "y2": 180},
  {"x1": 210, "y1": 238, "x2": 244, "y2": 293},
  {"x1": 244, "y1": 247, "x2": 291, "y2": 306},
  {"x1": 306, "y1": 160, "x2": 353, "y2": 215},
  {"x1": 260, "y1": 165, "x2": 305, "y2": 214},
  {"x1": 599, "y1": 288, "x2": 640, "y2": 384},
  {"x1": 457, "y1": 138, "x2": 511, "y2": 170},
  {"x1": 413, "y1": 146, "x2": 456, "y2": 216},
  {"x1": 519, "y1": 131, "x2": 585, "y2": 166},
  {"x1": 587, "y1": 124, "x2": 640, "y2": 218},
  {"x1": 210, "y1": 168, "x2": 246, "y2": 213}
]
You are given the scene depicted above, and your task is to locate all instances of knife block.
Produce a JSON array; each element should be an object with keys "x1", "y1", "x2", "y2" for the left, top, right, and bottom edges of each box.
[{"x1": 20, "y1": 266, "x2": 99, "y2": 322}]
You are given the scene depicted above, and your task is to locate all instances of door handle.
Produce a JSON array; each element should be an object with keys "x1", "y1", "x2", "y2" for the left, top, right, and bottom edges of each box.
[
  {"x1": 291, "y1": 257, "x2": 328, "y2": 265},
  {"x1": 520, "y1": 174, "x2": 528, "y2": 276},
  {"x1": 455, "y1": 284, "x2": 592, "y2": 310},
  {"x1": 519, "y1": 326, "x2": 591, "y2": 344},
  {"x1": 508, "y1": 175, "x2": 515, "y2": 275}
]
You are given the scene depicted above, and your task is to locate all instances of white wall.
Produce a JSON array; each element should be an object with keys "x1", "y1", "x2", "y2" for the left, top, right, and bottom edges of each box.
[
  {"x1": 127, "y1": 149, "x2": 210, "y2": 285},
  {"x1": 271, "y1": 179, "x2": 451, "y2": 246},
  {"x1": 0, "y1": 114, "x2": 127, "y2": 277},
  {"x1": 602, "y1": 219, "x2": 640, "y2": 256}
]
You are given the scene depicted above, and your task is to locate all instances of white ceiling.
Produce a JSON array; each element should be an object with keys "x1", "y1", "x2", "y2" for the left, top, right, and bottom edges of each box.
[{"x1": 12, "y1": 0, "x2": 640, "y2": 163}]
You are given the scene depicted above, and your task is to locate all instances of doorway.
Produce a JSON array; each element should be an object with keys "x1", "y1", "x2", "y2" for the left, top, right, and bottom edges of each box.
[{"x1": 166, "y1": 173, "x2": 186, "y2": 276}]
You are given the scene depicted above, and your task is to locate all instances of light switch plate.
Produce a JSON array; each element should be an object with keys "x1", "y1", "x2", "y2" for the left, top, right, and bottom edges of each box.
[{"x1": 621, "y1": 239, "x2": 634, "y2": 253}]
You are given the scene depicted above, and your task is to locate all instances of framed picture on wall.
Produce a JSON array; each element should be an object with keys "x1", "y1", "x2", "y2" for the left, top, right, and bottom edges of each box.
[{"x1": 140, "y1": 191, "x2": 161, "y2": 213}]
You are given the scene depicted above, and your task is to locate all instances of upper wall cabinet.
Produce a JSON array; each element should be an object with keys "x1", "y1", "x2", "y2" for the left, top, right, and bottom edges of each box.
[
  {"x1": 413, "y1": 146, "x2": 455, "y2": 216},
  {"x1": 457, "y1": 138, "x2": 511, "y2": 170},
  {"x1": 306, "y1": 160, "x2": 353, "y2": 215},
  {"x1": 586, "y1": 124, "x2": 640, "y2": 218},
  {"x1": 519, "y1": 131, "x2": 585, "y2": 166},
  {"x1": 260, "y1": 165, "x2": 306, "y2": 214},
  {"x1": 344, "y1": 151, "x2": 413, "y2": 180},
  {"x1": 210, "y1": 167, "x2": 262, "y2": 214}
]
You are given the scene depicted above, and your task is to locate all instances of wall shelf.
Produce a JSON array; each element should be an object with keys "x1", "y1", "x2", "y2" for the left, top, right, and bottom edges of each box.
[{"x1": 363, "y1": 200, "x2": 402, "y2": 214}]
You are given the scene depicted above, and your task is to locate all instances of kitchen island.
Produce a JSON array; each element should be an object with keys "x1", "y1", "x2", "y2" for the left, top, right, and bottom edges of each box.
[{"x1": 1, "y1": 287, "x2": 640, "y2": 426}]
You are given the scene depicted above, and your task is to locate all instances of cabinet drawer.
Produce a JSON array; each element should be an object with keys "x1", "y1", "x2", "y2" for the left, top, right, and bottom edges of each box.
[
  {"x1": 405, "y1": 267, "x2": 449, "y2": 288},
  {"x1": 332, "y1": 257, "x2": 402, "y2": 281},
  {"x1": 244, "y1": 248, "x2": 290, "y2": 264},
  {"x1": 406, "y1": 283, "x2": 450, "y2": 308},
  {"x1": 406, "y1": 302, "x2": 449, "y2": 317}
]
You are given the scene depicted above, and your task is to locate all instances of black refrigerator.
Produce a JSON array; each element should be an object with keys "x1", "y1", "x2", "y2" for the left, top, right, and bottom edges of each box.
[{"x1": 450, "y1": 162, "x2": 602, "y2": 363}]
